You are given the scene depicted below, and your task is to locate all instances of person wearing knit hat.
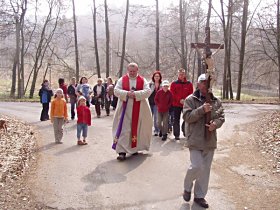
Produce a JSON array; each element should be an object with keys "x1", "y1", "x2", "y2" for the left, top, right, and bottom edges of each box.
[
  {"x1": 76, "y1": 95, "x2": 91, "y2": 145},
  {"x1": 154, "y1": 80, "x2": 173, "y2": 141},
  {"x1": 50, "y1": 87, "x2": 68, "y2": 144}
]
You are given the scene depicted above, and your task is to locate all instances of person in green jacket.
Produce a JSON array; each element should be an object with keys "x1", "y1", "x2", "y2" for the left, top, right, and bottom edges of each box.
[{"x1": 182, "y1": 73, "x2": 225, "y2": 209}]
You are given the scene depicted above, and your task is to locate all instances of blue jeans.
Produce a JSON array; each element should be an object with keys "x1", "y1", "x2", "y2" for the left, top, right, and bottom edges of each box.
[
  {"x1": 150, "y1": 104, "x2": 159, "y2": 133},
  {"x1": 77, "y1": 123, "x2": 88, "y2": 139}
]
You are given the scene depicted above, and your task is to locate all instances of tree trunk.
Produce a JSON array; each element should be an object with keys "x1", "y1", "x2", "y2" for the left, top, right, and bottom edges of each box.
[
  {"x1": 18, "y1": 0, "x2": 27, "y2": 98},
  {"x1": 155, "y1": 0, "x2": 160, "y2": 70},
  {"x1": 228, "y1": 4, "x2": 234, "y2": 100},
  {"x1": 220, "y1": 0, "x2": 233, "y2": 99},
  {"x1": 119, "y1": 0, "x2": 129, "y2": 77},
  {"x1": 205, "y1": 0, "x2": 212, "y2": 28},
  {"x1": 277, "y1": 0, "x2": 280, "y2": 99},
  {"x1": 105, "y1": 0, "x2": 110, "y2": 77},
  {"x1": 72, "y1": 0, "x2": 80, "y2": 81},
  {"x1": 236, "y1": 0, "x2": 249, "y2": 100},
  {"x1": 179, "y1": 0, "x2": 187, "y2": 70},
  {"x1": 29, "y1": 3, "x2": 60, "y2": 98},
  {"x1": 92, "y1": 0, "x2": 101, "y2": 78},
  {"x1": 195, "y1": 31, "x2": 202, "y2": 77},
  {"x1": 10, "y1": 15, "x2": 20, "y2": 98}
]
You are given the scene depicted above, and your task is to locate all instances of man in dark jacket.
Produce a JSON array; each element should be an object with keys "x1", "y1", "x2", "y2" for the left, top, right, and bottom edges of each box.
[
  {"x1": 67, "y1": 77, "x2": 77, "y2": 120},
  {"x1": 92, "y1": 78, "x2": 105, "y2": 118},
  {"x1": 39, "y1": 80, "x2": 53, "y2": 121},
  {"x1": 182, "y1": 73, "x2": 225, "y2": 208},
  {"x1": 170, "y1": 68, "x2": 193, "y2": 140}
]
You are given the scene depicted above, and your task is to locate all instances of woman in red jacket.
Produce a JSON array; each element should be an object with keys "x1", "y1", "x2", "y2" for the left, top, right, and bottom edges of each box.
[{"x1": 170, "y1": 68, "x2": 193, "y2": 140}]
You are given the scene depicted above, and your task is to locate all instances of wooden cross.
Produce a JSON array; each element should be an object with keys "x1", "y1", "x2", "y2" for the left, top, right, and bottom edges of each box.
[{"x1": 191, "y1": 27, "x2": 224, "y2": 141}]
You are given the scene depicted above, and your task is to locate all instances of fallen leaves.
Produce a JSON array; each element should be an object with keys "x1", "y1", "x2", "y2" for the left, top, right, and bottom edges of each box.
[
  {"x1": 254, "y1": 111, "x2": 280, "y2": 174},
  {"x1": 0, "y1": 114, "x2": 42, "y2": 209}
]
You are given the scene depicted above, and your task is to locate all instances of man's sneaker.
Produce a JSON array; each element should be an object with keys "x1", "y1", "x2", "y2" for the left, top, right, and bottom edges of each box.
[
  {"x1": 159, "y1": 132, "x2": 162, "y2": 137},
  {"x1": 162, "y1": 134, "x2": 167, "y2": 141},
  {"x1": 194, "y1": 198, "x2": 209, "y2": 208},
  {"x1": 183, "y1": 191, "x2": 191, "y2": 202},
  {"x1": 175, "y1": 136, "x2": 180, "y2": 140}
]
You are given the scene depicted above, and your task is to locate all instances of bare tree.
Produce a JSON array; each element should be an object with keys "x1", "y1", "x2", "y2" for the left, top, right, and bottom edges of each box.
[
  {"x1": 256, "y1": 0, "x2": 280, "y2": 98},
  {"x1": 28, "y1": 0, "x2": 61, "y2": 98},
  {"x1": 236, "y1": 0, "x2": 249, "y2": 100},
  {"x1": 217, "y1": 0, "x2": 234, "y2": 99},
  {"x1": 92, "y1": 0, "x2": 101, "y2": 78},
  {"x1": 72, "y1": 0, "x2": 79, "y2": 81},
  {"x1": 104, "y1": 0, "x2": 110, "y2": 77},
  {"x1": 9, "y1": 0, "x2": 27, "y2": 98},
  {"x1": 276, "y1": 0, "x2": 280, "y2": 100},
  {"x1": 155, "y1": 0, "x2": 159, "y2": 70},
  {"x1": 179, "y1": 0, "x2": 187, "y2": 70},
  {"x1": 119, "y1": 0, "x2": 129, "y2": 77}
]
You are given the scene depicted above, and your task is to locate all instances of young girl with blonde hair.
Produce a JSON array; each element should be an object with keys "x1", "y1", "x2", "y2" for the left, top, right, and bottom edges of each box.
[{"x1": 50, "y1": 88, "x2": 68, "y2": 143}]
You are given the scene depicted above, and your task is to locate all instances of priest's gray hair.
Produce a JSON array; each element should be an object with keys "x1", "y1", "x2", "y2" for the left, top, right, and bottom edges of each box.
[{"x1": 127, "y1": 62, "x2": 138, "y2": 69}]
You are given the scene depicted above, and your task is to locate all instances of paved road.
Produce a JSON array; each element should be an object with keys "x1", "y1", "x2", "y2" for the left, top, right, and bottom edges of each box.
[{"x1": 0, "y1": 102, "x2": 279, "y2": 210}]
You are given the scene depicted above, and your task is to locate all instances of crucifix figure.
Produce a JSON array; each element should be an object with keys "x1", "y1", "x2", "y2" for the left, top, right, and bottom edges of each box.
[
  {"x1": 191, "y1": 27, "x2": 224, "y2": 92},
  {"x1": 191, "y1": 27, "x2": 224, "y2": 140}
]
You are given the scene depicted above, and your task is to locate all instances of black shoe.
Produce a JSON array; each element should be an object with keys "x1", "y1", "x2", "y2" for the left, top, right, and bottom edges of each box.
[
  {"x1": 117, "y1": 153, "x2": 126, "y2": 161},
  {"x1": 154, "y1": 133, "x2": 158, "y2": 136},
  {"x1": 175, "y1": 136, "x2": 180, "y2": 140},
  {"x1": 183, "y1": 190, "x2": 191, "y2": 202},
  {"x1": 159, "y1": 132, "x2": 162, "y2": 137},
  {"x1": 194, "y1": 198, "x2": 209, "y2": 208},
  {"x1": 162, "y1": 134, "x2": 167, "y2": 141}
]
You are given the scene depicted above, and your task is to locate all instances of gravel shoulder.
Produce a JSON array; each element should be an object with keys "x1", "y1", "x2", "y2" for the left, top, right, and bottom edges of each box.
[
  {"x1": 214, "y1": 109, "x2": 280, "y2": 210},
  {"x1": 0, "y1": 115, "x2": 41, "y2": 209}
]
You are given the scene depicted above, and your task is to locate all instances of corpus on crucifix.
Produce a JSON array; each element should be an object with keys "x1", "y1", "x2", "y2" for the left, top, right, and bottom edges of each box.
[{"x1": 191, "y1": 27, "x2": 224, "y2": 93}]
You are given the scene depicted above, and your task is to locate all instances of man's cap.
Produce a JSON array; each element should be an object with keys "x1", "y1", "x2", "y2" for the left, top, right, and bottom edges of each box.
[
  {"x1": 198, "y1": 73, "x2": 207, "y2": 82},
  {"x1": 162, "y1": 80, "x2": 170, "y2": 86}
]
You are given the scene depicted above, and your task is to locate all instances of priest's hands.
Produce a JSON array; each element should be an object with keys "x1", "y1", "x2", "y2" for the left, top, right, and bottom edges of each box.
[{"x1": 127, "y1": 91, "x2": 136, "y2": 99}]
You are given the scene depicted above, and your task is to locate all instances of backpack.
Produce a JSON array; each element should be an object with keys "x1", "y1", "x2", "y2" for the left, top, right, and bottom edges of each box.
[{"x1": 82, "y1": 84, "x2": 90, "y2": 96}]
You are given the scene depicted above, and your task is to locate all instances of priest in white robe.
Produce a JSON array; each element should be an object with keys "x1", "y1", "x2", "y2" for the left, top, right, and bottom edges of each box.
[{"x1": 112, "y1": 63, "x2": 153, "y2": 161}]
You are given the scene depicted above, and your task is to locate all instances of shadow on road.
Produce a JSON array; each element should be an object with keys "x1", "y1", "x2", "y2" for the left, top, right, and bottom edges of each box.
[
  {"x1": 151, "y1": 137, "x2": 184, "y2": 156},
  {"x1": 180, "y1": 202, "x2": 206, "y2": 210},
  {"x1": 81, "y1": 154, "x2": 148, "y2": 192},
  {"x1": 54, "y1": 145, "x2": 87, "y2": 156},
  {"x1": 36, "y1": 142, "x2": 57, "y2": 152}
]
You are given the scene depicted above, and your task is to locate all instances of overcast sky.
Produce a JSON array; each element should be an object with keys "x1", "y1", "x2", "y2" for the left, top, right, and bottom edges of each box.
[
  {"x1": 73, "y1": 0, "x2": 178, "y2": 16},
  {"x1": 70, "y1": 0, "x2": 269, "y2": 17}
]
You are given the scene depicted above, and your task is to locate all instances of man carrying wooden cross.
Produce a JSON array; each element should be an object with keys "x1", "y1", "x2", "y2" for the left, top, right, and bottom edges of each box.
[{"x1": 181, "y1": 27, "x2": 225, "y2": 208}]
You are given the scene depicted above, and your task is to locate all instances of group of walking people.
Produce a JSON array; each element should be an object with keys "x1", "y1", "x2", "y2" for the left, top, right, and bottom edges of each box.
[
  {"x1": 38, "y1": 76, "x2": 117, "y2": 145},
  {"x1": 39, "y1": 61, "x2": 225, "y2": 209},
  {"x1": 112, "y1": 62, "x2": 225, "y2": 208}
]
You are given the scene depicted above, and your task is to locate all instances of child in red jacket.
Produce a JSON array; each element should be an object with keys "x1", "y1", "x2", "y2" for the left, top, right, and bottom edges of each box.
[
  {"x1": 154, "y1": 80, "x2": 173, "y2": 141},
  {"x1": 76, "y1": 96, "x2": 91, "y2": 145}
]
